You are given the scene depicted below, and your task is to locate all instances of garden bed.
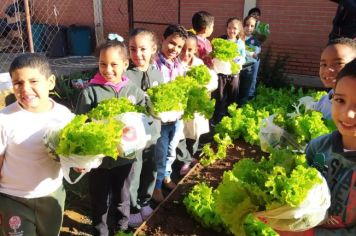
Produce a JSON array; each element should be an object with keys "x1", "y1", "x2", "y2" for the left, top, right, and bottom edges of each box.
[
  {"x1": 135, "y1": 139, "x2": 264, "y2": 236},
  {"x1": 58, "y1": 83, "x2": 329, "y2": 235},
  {"x1": 59, "y1": 138, "x2": 265, "y2": 236}
]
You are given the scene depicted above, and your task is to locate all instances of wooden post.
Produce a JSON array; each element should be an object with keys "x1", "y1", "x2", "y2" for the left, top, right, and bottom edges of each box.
[
  {"x1": 93, "y1": 0, "x2": 105, "y2": 46},
  {"x1": 128, "y1": 0, "x2": 134, "y2": 33},
  {"x1": 178, "y1": 0, "x2": 181, "y2": 24},
  {"x1": 24, "y1": 0, "x2": 34, "y2": 53}
]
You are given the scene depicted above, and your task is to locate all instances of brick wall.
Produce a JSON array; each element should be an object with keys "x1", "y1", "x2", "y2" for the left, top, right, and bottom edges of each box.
[
  {"x1": 31, "y1": 0, "x2": 129, "y2": 39},
  {"x1": 257, "y1": 0, "x2": 336, "y2": 77},
  {"x1": 1, "y1": 0, "x2": 337, "y2": 79},
  {"x1": 177, "y1": 0, "x2": 337, "y2": 78}
]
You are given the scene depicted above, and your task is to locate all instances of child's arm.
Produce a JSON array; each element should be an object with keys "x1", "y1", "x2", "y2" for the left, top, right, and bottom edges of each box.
[{"x1": 75, "y1": 88, "x2": 93, "y2": 115}]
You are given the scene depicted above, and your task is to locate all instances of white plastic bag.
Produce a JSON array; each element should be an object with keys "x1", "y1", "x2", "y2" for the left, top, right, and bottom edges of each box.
[
  {"x1": 288, "y1": 96, "x2": 317, "y2": 118},
  {"x1": 43, "y1": 119, "x2": 107, "y2": 184},
  {"x1": 184, "y1": 113, "x2": 210, "y2": 140},
  {"x1": 259, "y1": 115, "x2": 302, "y2": 152},
  {"x1": 206, "y1": 69, "x2": 219, "y2": 92},
  {"x1": 116, "y1": 112, "x2": 160, "y2": 157},
  {"x1": 147, "y1": 99, "x2": 184, "y2": 123},
  {"x1": 212, "y1": 58, "x2": 232, "y2": 75},
  {"x1": 59, "y1": 154, "x2": 105, "y2": 184},
  {"x1": 253, "y1": 173, "x2": 330, "y2": 231},
  {"x1": 144, "y1": 117, "x2": 161, "y2": 147},
  {"x1": 298, "y1": 96, "x2": 317, "y2": 112},
  {"x1": 43, "y1": 119, "x2": 74, "y2": 160},
  {"x1": 259, "y1": 115, "x2": 285, "y2": 152},
  {"x1": 156, "y1": 110, "x2": 184, "y2": 123}
]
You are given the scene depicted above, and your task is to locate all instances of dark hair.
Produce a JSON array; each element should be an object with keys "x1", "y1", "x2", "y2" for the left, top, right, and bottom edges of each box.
[
  {"x1": 187, "y1": 31, "x2": 198, "y2": 41},
  {"x1": 248, "y1": 7, "x2": 261, "y2": 16},
  {"x1": 226, "y1": 17, "x2": 245, "y2": 40},
  {"x1": 9, "y1": 53, "x2": 52, "y2": 78},
  {"x1": 243, "y1": 15, "x2": 257, "y2": 27},
  {"x1": 129, "y1": 28, "x2": 158, "y2": 48},
  {"x1": 128, "y1": 28, "x2": 158, "y2": 64},
  {"x1": 327, "y1": 37, "x2": 356, "y2": 51},
  {"x1": 163, "y1": 24, "x2": 188, "y2": 39},
  {"x1": 335, "y1": 58, "x2": 356, "y2": 86},
  {"x1": 95, "y1": 38, "x2": 128, "y2": 59},
  {"x1": 192, "y1": 11, "x2": 214, "y2": 32}
]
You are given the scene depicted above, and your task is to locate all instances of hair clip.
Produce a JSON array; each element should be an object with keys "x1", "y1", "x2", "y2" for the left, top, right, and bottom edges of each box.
[
  {"x1": 108, "y1": 33, "x2": 124, "y2": 42},
  {"x1": 188, "y1": 28, "x2": 196, "y2": 34}
]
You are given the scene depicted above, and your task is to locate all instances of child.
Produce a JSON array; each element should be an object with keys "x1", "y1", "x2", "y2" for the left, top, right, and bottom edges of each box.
[
  {"x1": 221, "y1": 17, "x2": 246, "y2": 68},
  {"x1": 328, "y1": 0, "x2": 356, "y2": 41},
  {"x1": 75, "y1": 37, "x2": 146, "y2": 234},
  {"x1": 212, "y1": 17, "x2": 246, "y2": 124},
  {"x1": 239, "y1": 15, "x2": 261, "y2": 103},
  {"x1": 192, "y1": 11, "x2": 215, "y2": 67},
  {"x1": 124, "y1": 28, "x2": 163, "y2": 228},
  {"x1": 248, "y1": 7, "x2": 269, "y2": 43},
  {"x1": 179, "y1": 31, "x2": 205, "y2": 70},
  {"x1": 152, "y1": 24, "x2": 188, "y2": 202},
  {"x1": 313, "y1": 37, "x2": 356, "y2": 119},
  {"x1": 0, "y1": 54, "x2": 74, "y2": 236},
  {"x1": 178, "y1": 32, "x2": 205, "y2": 174},
  {"x1": 248, "y1": 7, "x2": 261, "y2": 22},
  {"x1": 301, "y1": 59, "x2": 356, "y2": 236}
]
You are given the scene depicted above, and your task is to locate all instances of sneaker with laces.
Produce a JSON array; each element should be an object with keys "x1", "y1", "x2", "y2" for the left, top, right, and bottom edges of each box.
[
  {"x1": 180, "y1": 163, "x2": 191, "y2": 176},
  {"x1": 140, "y1": 205, "x2": 153, "y2": 220},
  {"x1": 128, "y1": 213, "x2": 143, "y2": 228}
]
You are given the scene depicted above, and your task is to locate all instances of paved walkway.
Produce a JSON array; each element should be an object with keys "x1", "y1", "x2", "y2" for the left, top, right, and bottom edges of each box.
[
  {"x1": 49, "y1": 56, "x2": 97, "y2": 76},
  {"x1": 0, "y1": 53, "x2": 97, "y2": 76}
]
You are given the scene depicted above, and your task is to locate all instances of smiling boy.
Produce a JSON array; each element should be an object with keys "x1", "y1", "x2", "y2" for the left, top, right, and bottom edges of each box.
[{"x1": 0, "y1": 54, "x2": 74, "y2": 236}]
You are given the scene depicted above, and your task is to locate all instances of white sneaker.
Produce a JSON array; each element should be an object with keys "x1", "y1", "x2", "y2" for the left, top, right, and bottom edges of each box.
[
  {"x1": 140, "y1": 205, "x2": 153, "y2": 220},
  {"x1": 128, "y1": 212, "x2": 143, "y2": 228}
]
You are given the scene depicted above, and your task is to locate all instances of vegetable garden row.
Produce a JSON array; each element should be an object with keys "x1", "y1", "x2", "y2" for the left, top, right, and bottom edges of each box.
[{"x1": 135, "y1": 84, "x2": 334, "y2": 236}]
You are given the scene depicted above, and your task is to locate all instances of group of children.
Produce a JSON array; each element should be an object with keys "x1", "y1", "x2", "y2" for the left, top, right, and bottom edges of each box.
[
  {"x1": 0, "y1": 6, "x2": 356, "y2": 236},
  {"x1": 278, "y1": 38, "x2": 356, "y2": 236},
  {"x1": 211, "y1": 8, "x2": 263, "y2": 124}
]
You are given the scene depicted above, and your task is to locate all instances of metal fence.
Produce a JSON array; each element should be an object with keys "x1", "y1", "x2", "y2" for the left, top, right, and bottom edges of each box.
[
  {"x1": 0, "y1": 0, "x2": 180, "y2": 73},
  {"x1": 130, "y1": 0, "x2": 181, "y2": 40},
  {"x1": 0, "y1": 0, "x2": 129, "y2": 73}
]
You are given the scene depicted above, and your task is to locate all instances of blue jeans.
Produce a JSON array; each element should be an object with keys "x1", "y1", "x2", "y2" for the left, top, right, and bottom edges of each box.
[
  {"x1": 238, "y1": 63, "x2": 255, "y2": 107},
  {"x1": 248, "y1": 59, "x2": 260, "y2": 97},
  {"x1": 165, "y1": 120, "x2": 186, "y2": 176},
  {"x1": 154, "y1": 122, "x2": 176, "y2": 189}
]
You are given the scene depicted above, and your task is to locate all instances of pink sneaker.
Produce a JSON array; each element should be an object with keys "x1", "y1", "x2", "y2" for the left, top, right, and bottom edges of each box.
[
  {"x1": 180, "y1": 163, "x2": 191, "y2": 176},
  {"x1": 180, "y1": 158, "x2": 198, "y2": 176}
]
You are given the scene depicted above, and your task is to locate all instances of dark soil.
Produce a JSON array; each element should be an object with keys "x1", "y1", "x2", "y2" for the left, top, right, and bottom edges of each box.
[
  {"x1": 135, "y1": 140, "x2": 264, "y2": 236},
  {"x1": 60, "y1": 137, "x2": 265, "y2": 236}
]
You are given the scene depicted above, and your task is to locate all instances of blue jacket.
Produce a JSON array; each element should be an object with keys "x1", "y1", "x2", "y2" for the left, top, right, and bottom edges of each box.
[{"x1": 306, "y1": 131, "x2": 356, "y2": 235}]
